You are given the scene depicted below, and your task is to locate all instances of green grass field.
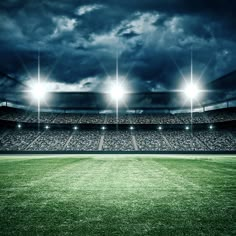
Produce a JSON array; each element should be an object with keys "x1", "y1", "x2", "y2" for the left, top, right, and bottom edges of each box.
[{"x1": 0, "y1": 155, "x2": 235, "y2": 236}]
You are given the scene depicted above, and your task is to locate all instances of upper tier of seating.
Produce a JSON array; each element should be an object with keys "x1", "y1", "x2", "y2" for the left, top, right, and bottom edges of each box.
[{"x1": 0, "y1": 107, "x2": 236, "y2": 125}]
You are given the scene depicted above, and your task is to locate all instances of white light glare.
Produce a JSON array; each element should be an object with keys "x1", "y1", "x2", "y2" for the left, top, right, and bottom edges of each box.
[
  {"x1": 158, "y1": 126, "x2": 162, "y2": 130},
  {"x1": 73, "y1": 126, "x2": 78, "y2": 130},
  {"x1": 130, "y1": 126, "x2": 134, "y2": 130},
  {"x1": 209, "y1": 125, "x2": 213, "y2": 130},
  {"x1": 110, "y1": 83, "x2": 125, "y2": 101},
  {"x1": 184, "y1": 82, "x2": 200, "y2": 100},
  {"x1": 101, "y1": 126, "x2": 106, "y2": 130},
  {"x1": 17, "y1": 124, "x2": 21, "y2": 129},
  {"x1": 30, "y1": 82, "x2": 47, "y2": 101},
  {"x1": 185, "y1": 126, "x2": 190, "y2": 130},
  {"x1": 45, "y1": 125, "x2": 49, "y2": 130}
]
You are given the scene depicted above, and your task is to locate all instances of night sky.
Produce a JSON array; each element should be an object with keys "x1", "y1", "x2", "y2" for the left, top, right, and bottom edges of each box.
[{"x1": 0, "y1": 0, "x2": 236, "y2": 95}]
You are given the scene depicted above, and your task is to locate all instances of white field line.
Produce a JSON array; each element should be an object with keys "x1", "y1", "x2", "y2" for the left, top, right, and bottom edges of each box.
[{"x1": 0, "y1": 154, "x2": 236, "y2": 160}]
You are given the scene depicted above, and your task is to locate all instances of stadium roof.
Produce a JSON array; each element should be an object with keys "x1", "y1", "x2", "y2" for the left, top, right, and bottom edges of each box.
[
  {"x1": 0, "y1": 70, "x2": 235, "y2": 110},
  {"x1": 206, "y1": 70, "x2": 236, "y2": 91}
]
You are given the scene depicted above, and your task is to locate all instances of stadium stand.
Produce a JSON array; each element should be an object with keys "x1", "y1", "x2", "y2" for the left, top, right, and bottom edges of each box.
[
  {"x1": 65, "y1": 131, "x2": 100, "y2": 151},
  {"x1": 0, "y1": 106, "x2": 236, "y2": 152},
  {"x1": 163, "y1": 131, "x2": 209, "y2": 151},
  {"x1": 79, "y1": 114, "x2": 106, "y2": 124},
  {"x1": 0, "y1": 108, "x2": 227, "y2": 123},
  {"x1": 0, "y1": 128, "x2": 235, "y2": 151},
  {"x1": 135, "y1": 131, "x2": 170, "y2": 151},
  {"x1": 195, "y1": 130, "x2": 236, "y2": 151},
  {"x1": 27, "y1": 112, "x2": 57, "y2": 123},
  {"x1": 102, "y1": 131, "x2": 135, "y2": 151},
  {"x1": 130, "y1": 114, "x2": 153, "y2": 124},
  {"x1": 0, "y1": 129, "x2": 40, "y2": 151},
  {"x1": 0, "y1": 108, "x2": 29, "y2": 122},
  {"x1": 27, "y1": 130, "x2": 71, "y2": 151},
  {"x1": 206, "y1": 109, "x2": 236, "y2": 123},
  {"x1": 52, "y1": 113, "x2": 82, "y2": 124},
  {"x1": 106, "y1": 114, "x2": 131, "y2": 124},
  {"x1": 152, "y1": 113, "x2": 182, "y2": 124},
  {"x1": 1, "y1": 107, "x2": 236, "y2": 124},
  {"x1": 175, "y1": 112, "x2": 209, "y2": 124}
]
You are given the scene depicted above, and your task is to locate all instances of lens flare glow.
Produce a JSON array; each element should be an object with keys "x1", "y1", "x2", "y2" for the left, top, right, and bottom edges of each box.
[
  {"x1": 110, "y1": 83, "x2": 125, "y2": 101},
  {"x1": 30, "y1": 82, "x2": 47, "y2": 101},
  {"x1": 184, "y1": 82, "x2": 200, "y2": 100}
]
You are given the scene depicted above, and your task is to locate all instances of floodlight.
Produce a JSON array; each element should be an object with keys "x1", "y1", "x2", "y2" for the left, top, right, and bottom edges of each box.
[
  {"x1": 101, "y1": 126, "x2": 106, "y2": 130},
  {"x1": 17, "y1": 124, "x2": 22, "y2": 129},
  {"x1": 185, "y1": 126, "x2": 190, "y2": 130},
  {"x1": 130, "y1": 126, "x2": 134, "y2": 130},
  {"x1": 30, "y1": 82, "x2": 47, "y2": 101},
  {"x1": 209, "y1": 125, "x2": 213, "y2": 130},
  {"x1": 110, "y1": 83, "x2": 125, "y2": 101},
  {"x1": 45, "y1": 125, "x2": 49, "y2": 130},
  {"x1": 184, "y1": 82, "x2": 200, "y2": 100},
  {"x1": 158, "y1": 126, "x2": 162, "y2": 130},
  {"x1": 73, "y1": 126, "x2": 78, "y2": 130}
]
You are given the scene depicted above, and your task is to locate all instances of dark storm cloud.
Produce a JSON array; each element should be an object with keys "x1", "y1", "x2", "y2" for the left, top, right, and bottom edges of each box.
[{"x1": 0, "y1": 0, "x2": 235, "y2": 97}]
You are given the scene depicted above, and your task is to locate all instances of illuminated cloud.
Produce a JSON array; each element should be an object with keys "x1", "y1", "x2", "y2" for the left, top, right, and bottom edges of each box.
[
  {"x1": 116, "y1": 12, "x2": 159, "y2": 36},
  {"x1": 26, "y1": 77, "x2": 100, "y2": 92},
  {"x1": 76, "y1": 4, "x2": 105, "y2": 16},
  {"x1": 52, "y1": 16, "x2": 77, "y2": 36},
  {"x1": 0, "y1": 0, "x2": 235, "y2": 99}
]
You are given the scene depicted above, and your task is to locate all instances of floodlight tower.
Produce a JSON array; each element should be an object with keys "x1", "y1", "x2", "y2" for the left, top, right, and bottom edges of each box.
[
  {"x1": 190, "y1": 50, "x2": 193, "y2": 129},
  {"x1": 183, "y1": 51, "x2": 200, "y2": 132},
  {"x1": 109, "y1": 51, "x2": 126, "y2": 127},
  {"x1": 30, "y1": 50, "x2": 47, "y2": 129},
  {"x1": 110, "y1": 52, "x2": 125, "y2": 125},
  {"x1": 115, "y1": 51, "x2": 119, "y2": 124},
  {"x1": 37, "y1": 50, "x2": 40, "y2": 128}
]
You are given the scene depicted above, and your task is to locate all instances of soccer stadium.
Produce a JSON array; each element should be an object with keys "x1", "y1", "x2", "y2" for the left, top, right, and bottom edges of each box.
[
  {"x1": 0, "y1": 93, "x2": 236, "y2": 153},
  {"x1": 0, "y1": 70, "x2": 236, "y2": 153},
  {"x1": 0, "y1": 1, "x2": 236, "y2": 235}
]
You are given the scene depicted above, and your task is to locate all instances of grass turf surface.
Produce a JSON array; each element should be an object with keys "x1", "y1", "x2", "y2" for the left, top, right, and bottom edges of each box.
[{"x1": 0, "y1": 155, "x2": 235, "y2": 235}]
